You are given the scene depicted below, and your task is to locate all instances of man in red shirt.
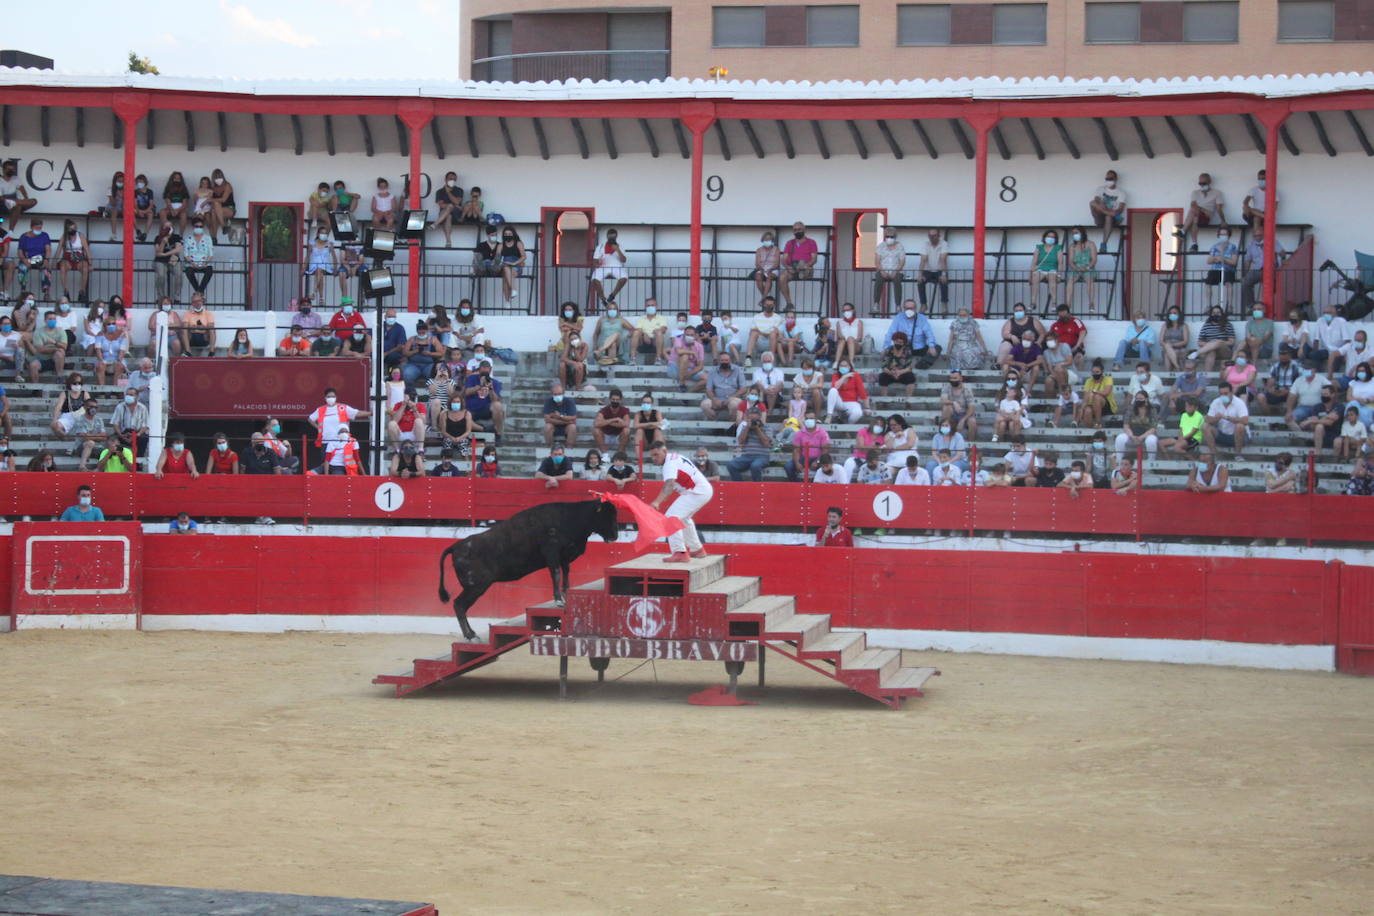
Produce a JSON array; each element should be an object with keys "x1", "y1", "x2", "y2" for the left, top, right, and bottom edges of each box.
[
  {"x1": 1050, "y1": 304, "x2": 1088, "y2": 364},
  {"x1": 387, "y1": 386, "x2": 428, "y2": 452},
  {"x1": 326, "y1": 297, "x2": 369, "y2": 353},
  {"x1": 593, "y1": 388, "x2": 631, "y2": 452},
  {"x1": 815, "y1": 507, "x2": 854, "y2": 547}
]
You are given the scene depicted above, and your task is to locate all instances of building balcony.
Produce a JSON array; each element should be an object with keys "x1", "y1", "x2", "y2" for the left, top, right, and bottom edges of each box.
[{"x1": 471, "y1": 49, "x2": 670, "y2": 83}]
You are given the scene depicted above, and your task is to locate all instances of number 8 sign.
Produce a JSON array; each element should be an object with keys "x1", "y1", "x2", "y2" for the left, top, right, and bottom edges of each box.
[{"x1": 872, "y1": 489, "x2": 903, "y2": 523}]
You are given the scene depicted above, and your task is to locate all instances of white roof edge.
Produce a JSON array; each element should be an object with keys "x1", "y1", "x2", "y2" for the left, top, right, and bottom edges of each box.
[{"x1": 1, "y1": 67, "x2": 1372, "y2": 103}]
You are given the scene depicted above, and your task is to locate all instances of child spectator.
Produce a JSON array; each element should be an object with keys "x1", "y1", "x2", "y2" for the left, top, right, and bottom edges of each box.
[
  {"x1": 980, "y1": 462, "x2": 1010, "y2": 487},
  {"x1": 930, "y1": 450, "x2": 963, "y2": 486},
  {"x1": 1265, "y1": 452, "x2": 1299, "y2": 494},
  {"x1": 1164, "y1": 397, "x2": 1205, "y2": 455},
  {"x1": 1336, "y1": 407, "x2": 1368, "y2": 460},
  {"x1": 582, "y1": 449, "x2": 606, "y2": 481},
  {"x1": 460, "y1": 186, "x2": 484, "y2": 223},
  {"x1": 1003, "y1": 435, "x2": 1037, "y2": 486},
  {"x1": 606, "y1": 451, "x2": 637, "y2": 490},
  {"x1": 1059, "y1": 460, "x2": 1092, "y2": 499},
  {"x1": 815, "y1": 507, "x2": 854, "y2": 547},
  {"x1": 1052, "y1": 384, "x2": 1080, "y2": 429},
  {"x1": 1035, "y1": 451, "x2": 1065, "y2": 487},
  {"x1": 432, "y1": 448, "x2": 463, "y2": 478},
  {"x1": 1085, "y1": 430, "x2": 1112, "y2": 488},
  {"x1": 717, "y1": 311, "x2": 742, "y2": 364},
  {"x1": 476, "y1": 444, "x2": 500, "y2": 478},
  {"x1": 1111, "y1": 455, "x2": 1140, "y2": 494},
  {"x1": 371, "y1": 177, "x2": 396, "y2": 230}
]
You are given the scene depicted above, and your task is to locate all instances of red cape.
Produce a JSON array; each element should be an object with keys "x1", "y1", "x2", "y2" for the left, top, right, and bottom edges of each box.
[{"x1": 597, "y1": 492, "x2": 685, "y2": 552}]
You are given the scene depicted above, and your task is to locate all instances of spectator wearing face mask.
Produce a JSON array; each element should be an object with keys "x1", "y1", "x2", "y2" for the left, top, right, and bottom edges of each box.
[
  {"x1": 27, "y1": 311, "x2": 69, "y2": 380},
  {"x1": 1126, "y1": 362, "x2": 1164, "y2": 408},
  {"x1": 499, "y1": 226, "x2": 526, "y2": 305},
  {"x1": 1204, "y1": 382, "x2": 1250, "y2": 458},
  {"x1": 474, "y1": 226, "x2": 504, "y2": 278},
  {"x1": 878, "y1": 332, "x2": 916, "y2": 397},
  {"x1": 110, "y1": 386, "x2": 149, "y2": 447},
  {"x1": 260, "y1": 417, "x2": 298, "y2": 472},
  {"x1": 998, "y1": 302, "x2": 1045, "y2": 367},
  {"x1": 844, "y1": 418, "x2": 888, "y2": 479},
  {"x1": 1063, "y1": 227, "x2": 1098, "y2": 311},
  {"x1": 15, "y1": 218, "x2": 53, "y2": 299},
  {"x1": 543, "y1": 383, "x2": 579, "y2": 448},
  {"x1": 1285, "y1": 361, "x2": 1331, "y2": 432},
  {"x1": 1239, "y1": 302, "x2": 1276, "y2": 365},
  {"x1": 68, "y1": 399, "x2": 108, "y2": 470},
  {"x1": 1111, "y1": 313, "x2": 1157, "y2": 370},
  {"x1": 1188, "y1": 307, "x2": 1236, "y2": 372},
  {"x1": 1278, "y1": 308, "x2": 1313, "y2": 362},
  {"x1": 1336, "y1": 332, "x2": 1369, "y2": 386},
  {"x1": 309, "y1": 388, "x2": 370, "y2": 474},
  {"x1": 1115, "y1": 394, "x2": 1159, "y2": 462},
  {"x1": 744, "y1": 297, "x2": 784, "y2": 367},
  {"x1": 0, "y1": 158, "x2": 38, "y2": 220},
  {"x1": 1089, "y1": 170, "x2": 1127, "y2": 247},
  {"x1": 95, "y1": 433, "x2": 134, "y2": 473},
  {"x1": 1185, "y1": 451, "x2": 1231, "y2": 493},
  {"x1": 464, "y1": 364, "x2": 506, "y2": 444},
  {"x1": 55, "y1": 218, "x2": 90, "y2": 304},
  {"x1": 1159, "y1": 308, "x2": 1190, "y2": 371},
  {"x1": 304, "y1": 225, "x2": 338, "y2": 300},
  {"x1": 1002, "y1": 435, "x2": 1037, "y2": 487},
  {"x1": 778, "y1": 222, "x2": 818, "y2": 310},
  {"x1": 1005, "y1": 333, "x2": 1042, "y2": 392},
  {"x1": 182, "y1": 219, "x2": 214, "y2": 297},
  {"x1": 536, "y1": 444, "x2": 574, "y2": 489},
  {"x1": 432, "y1": 171, "x2": 462, "y2": 248},
  {"x1": 917, "y1": 229, "x2": 950, "y2": 310},
  {"x1": 370, "y1": 177, "x2": 397, "y2": 231},
  {"x1": 606, "y1": 450, "x2": 637, "y2": 490},
  {"x1": 700, "y1": 353, "x2": 746, "y2": 421},
  {"x1": 1030, "y1": 230, "x2": 1063, "y2": 308},
  {"x1": 387, "y1": 387, "x2": 428, "y2": 453},
  {"x1": 1205, "y1": 228, "x2": 1240, "y2": 308},
  {"x1": 872, "y1": 227, "x2": 906, "y2": 311},
  {"x1": 927, "y1": 423, "x2": 969, "y2": 476},
  {"x1": 750, "y1": 349, "x2": 785, "y2": 412},
  {"x1": 834, "y1": 302, "x2": 865, "y2": 367},
  {"x1": 1345, "y1": 361, "x2": 1374, "y2": 428},
  {"x1": 883, "y1": 299, "x2": 941, "y2": 368},
  {"x1": 592, "y1": 302, "x2": 633, "y2": 367},
  {"x1": 1241, "y1": 168, "x2": 1277, "y2": 232},
  {"x1": 390, "y1": 440, "x2": 426, "y2": 480},
  {"x1": 1178, "y1": 172, "x2": 1227, "y2": 252},
  {"x1": 1309, "y1": 304, "x2": 1352, "y2": 377},
  {"x1": 1251, "y1": 347, "x2": 1298, "y2": 416},
  {"x1": 1220, "y1": 353, "x2": 1258, "y2": 401},
  {"x1": 59, "y1": 484, "x2": 105, "y2": 522},
  {"x1": 728, "y1": 414, "x2": 773, "y2": 482},
  {"x1": 327, "y1": 297, "x2": 367, "y2": 345},
  {"x1": 1039, "y1": 334, "x2": 1074, "y2": 400},
  {"x1": 630, "y1": 299, "x2": 668, "y2": 364},
  {"x1": 182, "y1": 294, "x2": 216, "y2": 357},
  {"x1": 593, "y1": 388, "x2": 631, "y2": 453},
  {"x1": 402, "y1": 320, "x2": 443, "y2": 386},
  {"x1": 633, "y1": 393, "x2": 666, "y2": 447},
  {"x1": 561, "y1": 329, "x2": 591, "y2": 390},
  {"x1": 1058, "y1": 459, "x2": 1093, "y2": 499},
  {"x1": 308, "y1": 181, "x2": 335, "y2": 227},
  {"x1": 1084, "y1": 430, "x2": 1112, "y2": 488},
  {"x1": 824, "y1": 359, "x2": 868, "y2": 426},
  {"x1": 376, "y1": 306, "x2": 407, "y2": 370},
  {"x1": 1076, "y1": 359, "x2": 1117, "y2": 429},
  {"x1": 785, "y1": 411, "x2": 830, "y2": 482},
  {"x1": 1035, "y1": 451, "x2": 1066, "y2": 488},
  {"x1": 278, "y1": 324, "x2": 312, "y2": 357},
  {"x1": 165, "y1": 511, "x2": 199, "y2": 533},
  {"x1": 93, "y1": 320, "x2": 129, "y2": 386},
  {"x1": 590, "y1": 228, "x2": 628, "y2": 307},
  {"x1": 752, "y1": 231, "x2": 780, "y2": 298},
  {"x1": 1240, "y1": 230, "x2": 1286, "y2": 316}
]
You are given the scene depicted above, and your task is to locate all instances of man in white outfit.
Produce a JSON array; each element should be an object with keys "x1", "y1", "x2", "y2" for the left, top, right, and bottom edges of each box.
[{"x1": 648, "y1": 440, "x2": 713, "y2": 562}]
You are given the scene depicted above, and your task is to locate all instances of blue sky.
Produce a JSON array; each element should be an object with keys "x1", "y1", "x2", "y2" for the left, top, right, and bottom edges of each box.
[{"x1": 14, "y1": 0, "x2": 461, "y2": 80}]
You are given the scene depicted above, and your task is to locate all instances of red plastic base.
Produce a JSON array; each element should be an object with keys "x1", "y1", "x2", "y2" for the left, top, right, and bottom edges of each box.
[{"x1": 687, "y1": 685, "x2": 756, "y2": 706}]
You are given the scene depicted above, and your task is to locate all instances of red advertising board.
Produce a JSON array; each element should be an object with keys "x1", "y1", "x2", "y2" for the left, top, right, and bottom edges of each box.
[{"x1": 169, "y1": 357, "x2": 371, "y2": 418}]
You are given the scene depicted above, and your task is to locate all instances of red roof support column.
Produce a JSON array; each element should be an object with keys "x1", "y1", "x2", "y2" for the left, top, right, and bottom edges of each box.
[
  {"x1": 681, "y1": 102, "x2": 716, "y2": 318},
  {"x1": 112, "y1": 92, "x2": 150, "y2": 305},
  {"x1": 1256, "y1": 103, "x2": 1289, "y2": 319},
  {"x1": 965, "y1": 111, "x2": 999, "y2": 320},
  {"x1": 398, "y1": 100, "x2": 435, "y2": 314}
]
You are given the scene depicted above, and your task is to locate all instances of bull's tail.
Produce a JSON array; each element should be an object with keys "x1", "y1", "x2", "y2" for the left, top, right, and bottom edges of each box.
[{"x1": 437, "y1": 542, "x2": 458, "y2": 604}]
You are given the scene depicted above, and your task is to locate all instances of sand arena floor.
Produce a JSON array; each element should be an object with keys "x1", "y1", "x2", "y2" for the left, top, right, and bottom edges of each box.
[{"x1": 1, "y1": 630, "x2": 1372, "y2": 914}]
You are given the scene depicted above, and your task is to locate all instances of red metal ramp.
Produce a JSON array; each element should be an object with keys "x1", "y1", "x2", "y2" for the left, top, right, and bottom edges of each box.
[{"x1": 373, "y1": 615, "x2": 533, "y2": 698}]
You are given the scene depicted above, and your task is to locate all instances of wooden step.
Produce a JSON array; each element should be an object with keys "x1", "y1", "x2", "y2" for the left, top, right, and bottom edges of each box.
[
  {"x1": 801, "y1": 630, "x2": 867, "y2": 665},
  {"x1": 765, "y1": 613, "x2": 830, "y2": 645},
  {"x1": 693, "y1": 575, "x2": 760, "y2": 611},
  {"x1": 880, "y1": 666, "x2": 941, "y2": 693},
  {"x1": 845, "y1": 648, "x2": 902, "y2": 682},
  {"x1": 727, "y1": 594, "x2": 795, "y2": 630},
  {"x1": 607, "y1": 553, "x2": 726, "y2": 590}
]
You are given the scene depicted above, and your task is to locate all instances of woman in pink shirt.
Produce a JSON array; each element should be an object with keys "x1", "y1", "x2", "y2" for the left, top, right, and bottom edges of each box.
[
  {"x1": 1221, "y1": 356, "x2": 1258, "y2": 398},
  {"x1": 845, "y1": 417, "x2": 887, "y2": 478}
]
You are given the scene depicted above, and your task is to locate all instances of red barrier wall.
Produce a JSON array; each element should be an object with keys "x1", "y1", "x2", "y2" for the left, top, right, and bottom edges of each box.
[
  {"x1": 7, "y1": 475, "x2": 1374, "y2": 545},
  {"x1": 8, "y1": 523, "x2": 143, "y2": 626}
]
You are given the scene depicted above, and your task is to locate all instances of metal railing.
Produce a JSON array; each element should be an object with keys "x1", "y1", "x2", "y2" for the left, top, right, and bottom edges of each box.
[{"x1": 471, "y1": 50, "x2": 670, "y2": 83}]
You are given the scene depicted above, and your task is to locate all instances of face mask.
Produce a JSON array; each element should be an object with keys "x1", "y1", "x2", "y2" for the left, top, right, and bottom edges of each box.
[
  {"x1": 216, "y1": 442, "x2": 228, "y2": 452},
  {"x1": 903, "y1": 309, "x2": 916, "y2": 320},
  {"x1": 1072, "y1": 233, "x2": 1083, "y2": 242},
  {"x1": 116, "y1": 179, "x2": 125, "y2": 188},
  {"x1": 352, "y1": 332, "x2": 364, "y2": 341},
  {"x1": 105, "y1": 324, "x2": 118, "y2": 333},
  {"x1": 384, "y1": 316, "x2": 395, "y2": 325},
  {"x1": 793, "y1": 231, "x2": 804, "y2": 239},
  {"x1": 459, "y1": 308, "x2": 472, "y2": 317},
  {"x1": 1044, "y1": 236, "x2": 1054, "y2": 245},
  {"x1": 342, "y1": 305, "x2": 354, "y2": 315},
  {"x1": 124, "y1": 395, "x2": 135, "y2": 405},
  {"x1": 718, "y1": 362, "x2": 731, "y2": 372},
  {"x1": 1013, "y1": 310, "x2": 1025, "y2": 320},
  {"x1": 762, "y1": 360, "x2": 774, "y2": 369},
  {"x1": 1235, "y1": 357, "x2": 1248, "y2": 367},
  {"x1": 1007, "y1": 380, "x2": 1019, "y2": 389},
  {"x1": 747, "y1": 394, "x2": 759, "y2": 403},
  {"x1": 569, "y1": 338, "x2": 580, "y2": 347},
  {"x1": 552, "y1": 455, "x2": 564, "y2": 464},
  {"x1": 1303, "y1": 369, "x2": 1315, "y2": 379},
  {"x1": 564, "y1": 310, "x2": 575, "y2": 319},
  {"x1": 1199, "y1": 182, "x2": 1210, "y2": 190},
  {"x1": 803, "y1": 418, "x2": 817, "y2": 430},
  {"x1": 1092, "y1": 441, "x2": 1104, "y2": 450},
  {"x1": 1196, "y1": 461, "x2": 1210, "y2": 473},
  {"x1": 214, "y1": 177, "x2": 224, "y2": 186},
  {"x1": 193, "y1": 227, "x2": 204, "y2": 236},
  {"x1": 80, "y1": 496, "x2": 92, "y2": 506},
  {"x1": 676, "y1": 321, "x2": 687, "y2": 329},
  {"x1": 1070, "y1": 470, "x2": 1084, "y2": 480},
  {"x1": 1360, "y1": 373, "x2": 1371, "y2": 382},
  {"x1": 503, "y1": 236, "x2": 513, "y2": 243},
  {"x1": 291, "y1": 334, "x2": 302, "y2": 342},
  {"x1": 871, "y1": 425, "x2": 884, "y2": 435},
  {"x1": 842, "y1": 310, "x2": 854, "y2": 318},
  {"x1": 446, "y1": 180, "x2": 456, "y2": 188},
  {"x1": 417, "y1": 333, "x2": 429, "y2": 341},
  {"x1": 642, "y1": 402, "x2": 652, "y2": 409},
  {"x1": 483, "y1": 455, "x2": 496, "y2": 464},
  {"x1": 1091, "y1": 371, "x2": 1102, "y2": 379},
  {"x1": 326, "y1": 396, "x2": 337, "y2": 406},
  {"x1": 1221, "y1": 395, "x2": 1233, "y2": 405},
  {"x1": 645, "y1": 307, "x2": 657, "y2": 317},
  {"x1": 1258, "y1": 179, "x2": 1267, "y2": 189},
  {"x1": 949, "y1": 380, "x2": 961, "y2": 388},
  {"x1": 1136, "y1": 371, "x2": 1146, "y2": 379},
  {"x1": 839, "y1": 366, "x2": 851, "y2": 375},
  {"x1": 1167, "y1": 312, "x2": 1179, "y2": 322},
  {"x1": 270, "y1": 424, "x2": 281, "y2": 435},
  {"x1": 1323, "y1": 314, "x2": 1335, "y2": 324},
  {"x1": 24, "y1": 299, "x2": 36, "y2": 308},
  {"x1": 1105, "y1": 179, "x2": 1116, "y2": 187},
  {"x1": 473, "y1": 350, "x2": 485, "y2": 360}
]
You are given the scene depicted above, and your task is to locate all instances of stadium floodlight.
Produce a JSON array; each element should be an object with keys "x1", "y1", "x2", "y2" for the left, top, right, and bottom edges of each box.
[
  {"x1": 329, "y1": 210, "x2": 356, "y2": 242},
  {"x1": 399, "y1": 209, "x2": 427, "y2": 239},
  {"x1": 363, "y1": 227, "x2": 396, "y2": 261},
  {"x1": 361, "y1": 267, "x2": 395, "y2": 299}
]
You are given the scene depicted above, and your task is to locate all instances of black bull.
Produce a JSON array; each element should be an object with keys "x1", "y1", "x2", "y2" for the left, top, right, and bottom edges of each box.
[{"x1": 437, "y1": 500, "x2": 620, "y2": 640}]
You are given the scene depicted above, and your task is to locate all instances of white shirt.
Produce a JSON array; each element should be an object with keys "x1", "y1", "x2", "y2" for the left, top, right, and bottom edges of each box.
[
  {"x1": 662, "y1": 452, "x2": 711, "y2": 495},
  {"x1": 811, "y1": 465, "x2": 850, "y2": 484},
  {"x1": 1338, "y1": 341, "x2": 1369, "y2": 368},
  {"x1": 1313, "y1": 315, "x2": 1351, "y2": 350},
  {"x1": 893, "y1": 466, "x2": 930, "y2": 485},
  {"x1": 875, "y1": 240, "x2": 906, "y2": 272},
  {"x1": 1127, "y1": 373, "x2": 1164, "y2": 402},
  {"x1": 1190, "y1": 186, "x2": 1224, "y2": 218},
  {"x1": 1003, "y1": 449, "x2": 1035, "y2": 476},
  {"x1": 1094, "y1": 183, "x2": 1127, "y2": 211},
  {"x1": 1206, "y1": 394, "x2": 1249, "y2": 435},
  {"x1": 752, "y1": 366, "x2": 785, "y2": 389},
  {"x1": 0, "y1": 330, "x2": 21, "y2": 354},
  {"x1": 931, "y1": 464, "x2": 963, "y2": 486},
  {"x1": 1246, "y1": 183, "x2": 1276, "y2": 210},
  {"x1": 0, "y1": 176, "x2": 20, "y2": 197},
  {"x1": 752, "y1": 312, "x2": 784, "y2": 334},
  {"x1": 312, "y1": 403, "x2": 361, "y2": 455},
  {"x1": 919, "y1": 239, "x2": 948, "y2": 271}
]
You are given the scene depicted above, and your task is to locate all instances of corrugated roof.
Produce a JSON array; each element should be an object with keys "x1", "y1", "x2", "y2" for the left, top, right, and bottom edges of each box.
[{"x1": 1, "y1": 68, "x2": 1373, "y2": 101}]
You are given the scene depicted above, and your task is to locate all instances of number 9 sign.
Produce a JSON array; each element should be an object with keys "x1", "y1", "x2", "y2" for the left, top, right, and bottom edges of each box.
[{"x1": 872, "y1": 489, "x2": 903, "y2": 523}]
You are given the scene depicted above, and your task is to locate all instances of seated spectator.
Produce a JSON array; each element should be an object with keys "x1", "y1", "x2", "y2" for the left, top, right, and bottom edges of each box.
[
  {"x1": 1344, "y1": 361, "x2": 1374, "y2": 428},
  {"x1": 939, "y1": 369, "x2": 978, "y2": 439},
  {"x1": 543, "y1": 383, "x2": 579, "y2": 447},
  {"x1": 387, "y1": 388, "x2": 428, "y2": 453},
  {"x1": 1336, "y1": 407, "x2": 1369, "y2": 461},
  {"x1": 401, "y1": 321, "x2": 443, "y2": 385},
  {"x1": 1112, "y1": 314, "x2": 1157, "y2": 369},
  {"x1": 785, "y1": 385, "x2": 808, "y2": 428},
  {"x1": 927, "y1": 422, "x2": 969, "y2": 475},
  {"x1": 1189, "y1": 307, "x2": 1236, "y2": 371},
  {"x1": 700, "y1": 354, "x2": 745, "y2": 421},
  {"x1": 878, "y1": 332, "x2": 916, "y2": 396},
  {"x1": 1163, "y1": 397, "x2": 1205, "y2": 456},
  {"x1": 0, "y1": 434, "x2": 13, "y2": 471},
  {"x1": 1085, "y1": 430, "x2": 1112, "y2": 488},
  {"x1": 182, "y1": 220, "x2": 215, "y2": 301},
  {"x1": 728, "y1": 415, "x2": 772, "y2": 482},
  {"x1": 59, "y1": 484, "x2": 105, "y2": 522},
  {"x1": 1048, "y1": 303, "x2": 1087, "y2": 365},
  {"x1": 997, "y1": 303, "x2": 1045, "y2": 366},
  {"x1": 223, "y1": 327, "x2": 252, "y2": 359},
  {"x1": 1111, "y1": 455, "x2": 1140, "y2": 494},
  {"x1": 370, "y1": 177, "x2": 397, "y2": 230},
  {"x1": 379, "y1": 306, "x2": 407, "y2": 369},
  {"x1": 668, "y1": 325, "x2": 706, "y2": 392},
  {"x1": 1159, "y1": 308, "x2": 1190, "y2": 371},
  {"x1": 340, "y1": 325, "x2": 369, "y2": 358},
  {"x1": 127, "y1": 357, "x2": 157, "y2": 406},
  {"x1": 26, "y1": 309, "x2": 68, "y2": 380},
  {"x1": 883, "y1": 414, "x2": 918, "y2": 470},
  {"x1": 278, "y1": 324, "x2": 312, "y2": 357},
  {"x1": 1059, "y1": 459, "x2": 1092, "y2": 498},
  {"x1": 883, "y1": 300, "x2": 941, "y2": 368},
  {"x1": 1, "y1": 159, "x2": 38, "y2": 219},
  {"x1": 558, "y1": 303, "x2": 585, "y2": 352},
  {"x1": 497, "y1": 226, "x2": 526, "y2": 306},
  {"x1": 581, "y1": 449, "x2": 605, "y2": 481},
  {"x1": 1038, "y1": 333, "x2": 1073, "y2": 398},
  {"x1": 751, "y1": 350, "x2": 785, "y2": 412},
  {"x1": 560, "y1": 330, "x2": 590, "y2": 390},
  {"x1": 1035, "y1": 451, "x2": 1065, "y2": 487},
  {"x1": 824, "y1": 359, "x2": 868, "y2": 425},
  {"x1": 1285, "y1": 363, "x2": 1330, "y2": 431},
  {"x1": 844, "y1": 417, "x2": 887, "y2": 479},
  {"x1": 872, "y1": 227, "x2": 906, "y2": 311},
  {"x1": 390, "y1": 441, "x2": 425, "y2": 479},
  {"x1": 811, "y1": 452, "x2": 850, "y2": 484},
  {"x1": 1134, "y1": 365, "x2": 1174, "y2": 411},
  {"x1": 589, "y1": 229, "x2": 628, "y2": 308},
  {"x1": 917, "y1": 229, "x2": 950, "y2": 310},
  {"x1": 1204, "y1": 229, "x2": 1239, "y2": 307},
  {"x1": 1005, "y1": 332, "x2": 1042, "y2": 390},
  {"x1": 593, "y1": 389, "x2": 631, "y2": 453},
  {"x1": 834, "y1": 303, "x2": 864, "y2": 366},
  {"x1": 1051, "y1": 383, "x2": 1080, "y2": 428},
  {"x1": 536, "y1": 445, "x2": 574, "y2": 488},
  {"x1": 928, "y1": 449, "x2": 960, "y2": 486},
  {"x1": 1221, "y1": 356, "x2": 1259, "y2": 404},
  {"x1": 592, "y1": 304, "x2": 633, "y2": 367},
  {"x1": 92, "y1": 321, "x2": 129, "y2": 387},
  {"x1": 151, "y1": 225, "x2": 185, "y2": 311},
  {"x1": 1313, "y1": 305, "x2": 1355, "y2": 377},
  {"x1": 1186, "y1": 451, "x2": 1231, "y2": 492},
  {"x1": 1240, "y1": 303, "x2": 1276, "y2": 364},
  {"x1": 778, "y1": 222, "x2": 818, "y2": 310},
  {"x1": 260, "y1": 417, "x2": 298, "y2": 472},
  {"x1": 1278, "y1": 308, "x2": 1312, "y2": 362},
  {"x1": 96, "y1": 433, "x2": 134, "y2": 473},
  {"x1": 15, "y1": 219, "x2": 54, "y2": 299},
  {"x1": 714, "y1": 311, "x2": 743, "y2": 364},
  {"x1": 1115, "y1": 394, "x2": 1160, "y2": 460},
  {"x1": 1179, "y1": 172, "x2": 1227, "y2": 251},
  {"x1": 629, "y1": 299, "x2": 668, "y2": 364},
  {"x1": 472, "y1": 224, "x2": 502, "y2": 277},
  {"x1": 432, "y1": 448, "x2": 463, "y2": 478},
  {"x1": 1252, "y1": 346, "x2": 1298, "y2": 415},
  {"x1": 475, "y1": 444, "x2": 500, "y2": 478},
  {"x1": 1241, "y1": 168, "x2": 1274, "y2": 229},
  {"x1": 180, "y1": 294, "x2": 215, "y2": 356},
  {"x1": 430, "y1": 171, "x2": 462, "y2": 247},
  {"x1": 1063, "y1": 227, "x2": 1099, "y2": 311},
  {"x1": 464, "y1": 370, "x2": 506, "y2": 444},
  {"x1": 1165, "y1": 358, "x2": 1207, "y2": 416},
  {"x1": 308, "y1": 181, "x2": 335, "y2": 226},
  {"x1": 70, "y1": 399, "x2": 109, "y2": 471},
  {"x1": 1002, "y1": 435, "x2": 1037, "y2": 486},
  {"x1": 1347, "y1": 460, "x2": 1374, "y2": 496},
  {"x1": 1029, "y1": 230, "x2": 1063, "y2": 308},
  {"x1": 460, "y1": 186, "x2": 483, "y2": 223},
  {"x1": 204, "y1": 431, "x2": 240, "y2": 475},
  {"x1": 1337, "y1": 331, "x2": 1369, "y2": 383},
  {"x1": 855, "y1": 449, "x2": 894, "y2": 485},
  {"x1": 111, "y1": 386, "x2": 150, "y2": 448},
  {"x1": 1204, "y1": 382, "x2": 1249, "y2": 457},
  {"x1": 1303, "y1": 383, "x2": 1344, "y2": 453},
  {"x1": 744, "y1": 297, "x2": 784, "y2": 366},
  {"x1": 786, "y1": 411, "x2": 831, "y2": 482},
  {"x1": 993, "y1": 381, "x2": 1028, "y2": 442},
  {"x1": 811, "y1": 316, "x2": 838, "y2": 369},
  {"x1": 894, "y1": 454, "x2": 931, "y2": 486},
  {"x1": 327, "y1": 298, "x2": 368, "y2": 351},
  {"x1": 451, "y1": 301, "x2": 487, "y2": 352},
  {"x1": 630, "y1": 392, "x2": 664, "y2": 446},
  {"x1": 169, "y1": 511, "x2": 198, "y2": 533},
  {"x1": 815, "y1": 507, "x2": 854, "y2": 547},
  {"x1": 1264, "y1": 452, "x2": 1299, "y2": 494},
  {"x1": 1090, "y1": 169, "x2": 1127, "y2": 245},
  {"x1": 776, "y1": 307, "x2": 803, "y2": 366},
  {"x1": 0, "y1": 315, "x2": 22, "y2": 379},
  {"x1": 242, "y1": 432, "x2": 286, "y2": 478},
  {"x1": 25, "y1": 449, "x2": 56, "y2": 472},
  {"x1": 1076, "y1": 359, "x2": 1117, "y2": 429},
  {"x1": 693, "y1": 447, "x2": 721, "y2": 482},
  {"x1": 974, "y1": 462, "x2": 1007, "y2": 487},
  {"x1": 606, "y1": 451, "x2": 637, "y2": 490},
  {"x1": 751, "y1": 230, "x2": 780, "y2": 297}
]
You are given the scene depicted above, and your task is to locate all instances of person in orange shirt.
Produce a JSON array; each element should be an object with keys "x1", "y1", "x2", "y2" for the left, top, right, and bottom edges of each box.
[{"x1": 277, "y1": 324, "x2": 313, "y2": 357}]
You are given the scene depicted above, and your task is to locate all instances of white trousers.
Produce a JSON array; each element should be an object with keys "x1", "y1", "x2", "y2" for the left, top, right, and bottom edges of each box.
[
  {"x1": 825, "y1": 388, "x2": 863, "y2": 423},
  {"x1": 666, "y1": 487, "x2": 711, "y2": 554},
  {"x1": 1114, "y1": 432, "x2": 1158, "y2": 460}
]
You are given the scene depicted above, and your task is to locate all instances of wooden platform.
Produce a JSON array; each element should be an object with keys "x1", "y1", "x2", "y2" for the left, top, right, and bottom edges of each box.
[{"x1": 0, "y1": 875, "x2": 435, "y2": 916}]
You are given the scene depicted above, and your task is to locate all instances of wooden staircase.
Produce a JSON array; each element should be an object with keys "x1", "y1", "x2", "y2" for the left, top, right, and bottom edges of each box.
[{"x1": 373, "y1": 616, "x2": 533, "y2": 698}]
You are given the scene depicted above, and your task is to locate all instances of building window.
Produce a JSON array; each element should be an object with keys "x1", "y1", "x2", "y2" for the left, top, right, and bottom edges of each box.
[
  {"x1": 1278, "y1": 0, "x2": 1334, "y2": 41},
  {"x1": 897, "y1": 4, "x2": 1046, "y2": 46},
  {"x1": 897, "y1": 5, "x2": 952, "y2": 45},
  {"x1": 713, "y1": 6, "x2": 766, "y2": 47},
  {"x1": 807, "y1": 5, "x2": 861, "y2": 46},
  {"x1": 1182, "y1": 1, "x2": 1238, "y2": 43},
  {"x1": 1085, "y1": 3, "x2": 1141, "y2": 43}
]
